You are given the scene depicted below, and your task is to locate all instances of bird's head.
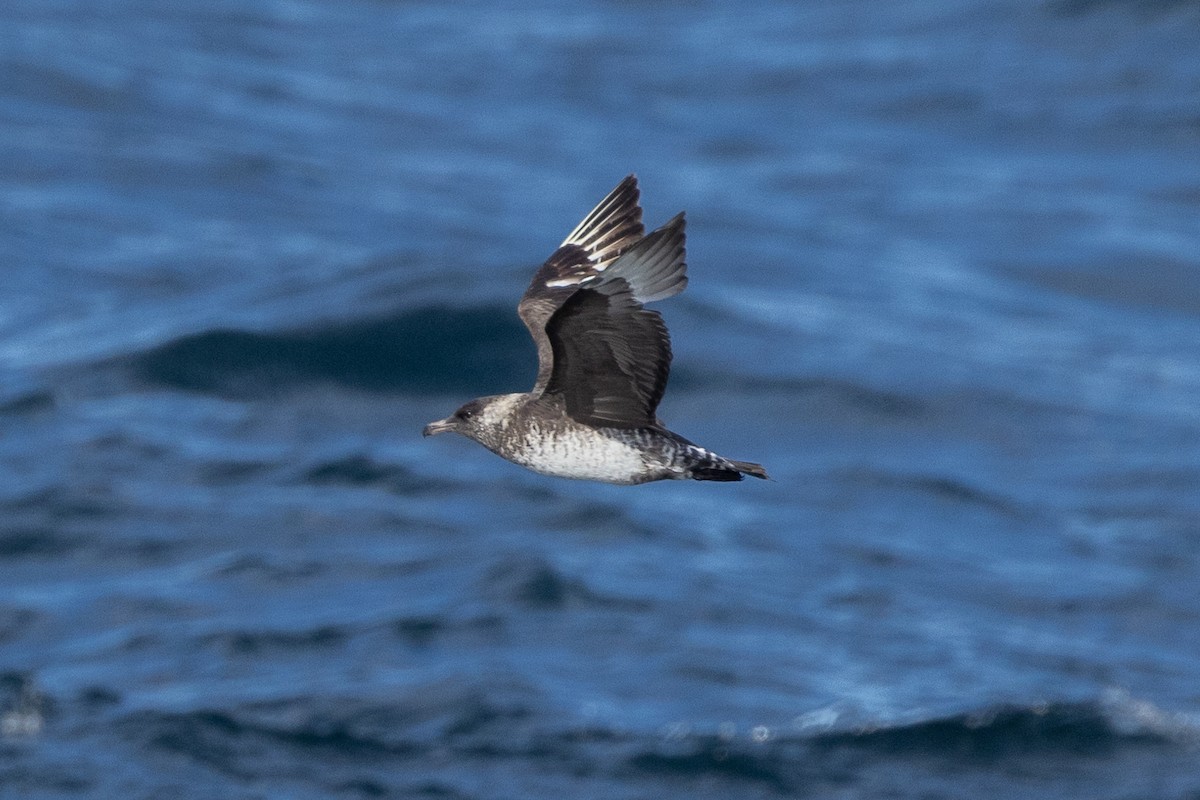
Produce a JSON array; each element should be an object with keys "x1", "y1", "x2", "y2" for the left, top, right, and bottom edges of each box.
[
  {"x1": 423, "y1": 395, "x2": 517, "y2": 446},
  {"x1": 422, "y1": 398, "x2": 484, "y2": 439}
]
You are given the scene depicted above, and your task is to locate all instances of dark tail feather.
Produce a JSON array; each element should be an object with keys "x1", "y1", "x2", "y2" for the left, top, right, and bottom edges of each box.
[
  {"x1": 729, "y1": 459, "x2": 769, "y2": 480},
  {"x1": 692, "y1": 459, "x2": 770, "y2": 482},
  {"x1": 692, "y1": 467, "x2": 745, "y2": 482}
]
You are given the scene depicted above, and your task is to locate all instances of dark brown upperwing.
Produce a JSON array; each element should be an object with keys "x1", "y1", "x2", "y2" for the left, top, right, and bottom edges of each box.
[
  {"x1": 518, "y1": 175, "x2": 646, "y2": 394},
  {"x1": 543, "y1": 284, "x2": 672, "y2": 429},
  {"x1": 518, "y1": 244, "x2": 593, "y2": 394}
]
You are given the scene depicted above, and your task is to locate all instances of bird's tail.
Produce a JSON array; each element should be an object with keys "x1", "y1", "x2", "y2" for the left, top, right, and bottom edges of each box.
[
  {"x1": 728, "y1": 459, "x2": 769, "y2": 480},
  {"x1": 691, "y1": 458, "x2": 770, "y2": 482}
]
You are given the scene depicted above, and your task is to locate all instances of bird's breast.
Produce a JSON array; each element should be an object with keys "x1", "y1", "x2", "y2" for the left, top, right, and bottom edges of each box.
[{"x1": 506, "y1": 424, "x2": 654, "y2": 484}]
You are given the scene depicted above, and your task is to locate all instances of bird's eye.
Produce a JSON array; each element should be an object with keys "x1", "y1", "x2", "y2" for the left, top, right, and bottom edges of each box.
[{"x1": 458, "y1": 408, "x2": 474, "y2": 420}]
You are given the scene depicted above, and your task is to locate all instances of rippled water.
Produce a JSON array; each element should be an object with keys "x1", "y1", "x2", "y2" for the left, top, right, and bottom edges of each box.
[{"x1": 3, "y1": 1, "x2": 1200, "y2": 797}]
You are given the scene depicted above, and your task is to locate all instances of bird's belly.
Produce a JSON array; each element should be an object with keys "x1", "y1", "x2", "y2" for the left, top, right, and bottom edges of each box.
[{"x1": 508, "y1": 427, "x2": 652, "y2": 484}]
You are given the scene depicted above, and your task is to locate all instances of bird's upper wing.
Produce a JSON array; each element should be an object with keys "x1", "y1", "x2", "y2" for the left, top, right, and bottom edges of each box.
[
  {"x1": 538, "y1": 213, "x2": 688, "y2": 428},
  {"x1": 558, "y1": 173, "x2": 645, "y2": 269},
  {"x1": 518, "y1": 176, "x2": 688, "y2": 425},
  {"x1": 519, "y1": 175, "x2": 645, "y2": 393},
  {"x1": 542, "y1": 284, "x2": 670, "y2": 428}
]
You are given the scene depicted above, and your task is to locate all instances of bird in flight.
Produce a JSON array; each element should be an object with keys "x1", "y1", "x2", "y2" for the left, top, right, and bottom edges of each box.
[{"x1": 423, "y1": 175, "x2": 767, "y2": 485}]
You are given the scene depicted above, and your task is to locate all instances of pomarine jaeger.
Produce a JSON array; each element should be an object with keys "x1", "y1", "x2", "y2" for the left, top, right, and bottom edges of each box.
[{"x1": 423, "y1": 175, "x2": 767, "y2": 485}]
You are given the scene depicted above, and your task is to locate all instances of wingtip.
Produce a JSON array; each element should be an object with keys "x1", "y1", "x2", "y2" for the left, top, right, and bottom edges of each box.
[
  {"x1": 662, "y1": 211, "x2": 686, "y2": 231},
  {"x1": 642, "y1": 210, "x2": 686, "y2": 242},
  {"x1": 608, "y1": 174, "x2": 639, "y2": 200},
  {"x1": 600, "y1": 205, "x2": 688, "y2": 304},
  {"x1": 560, "y1": 174, "x2": 646, "y2": 263}
]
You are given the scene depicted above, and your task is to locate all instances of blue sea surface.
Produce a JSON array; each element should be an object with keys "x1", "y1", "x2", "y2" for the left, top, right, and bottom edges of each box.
[{"x1": 3, "y1": 1, "x2": 1200, "y2": 797}]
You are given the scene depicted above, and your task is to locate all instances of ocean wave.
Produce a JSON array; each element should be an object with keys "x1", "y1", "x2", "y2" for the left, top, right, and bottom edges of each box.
[
  {"x1": 669, "y1": 371, "x2": 928, "y2": 419},
  {"x1": 480, "y1": 554, "x2": 614, "y2": 611},
  {"x1": 0, "y1": 390, "x2": 55, "y2": 417},
  {"x1": 809, "y1": 702, "x2": 1163, "y2": 757},
  {"x1": 297, "y1": 455, "x2": 448, "y2": 497},
  {"x1": 202, "y1": 626, "x2": 350, "y2": 657},
  {"x1": 389, "y1": 614, "x2": 506, "y2": 649},
  {"x1": 125, "y1": 307, "x2": 532, "y2": 396},
  {"x1": 119, "y1": 679, "x2": 538, "y2": 763},
  {"x1": 629, "y1": 698, "x2": 1198, "y2": 794},
  {"x1": 835, "y1": 468, "x2": 1028, "y2": 518},
  {"x1": 101, "y1": 695, "x2": 1197, "y2": 797},
  {"x1": 1048, "y1": 0, "x2": 1198, "y2": 17},
  {"x1": 122, "y1": 697, "x2": 1196, "y2": 760},
  {"x1": 0, "y1": 611, "x2": 38, "y2": 646},
  {"x1": 0, "y1": 528, "x2": 81, "y2": 560}
]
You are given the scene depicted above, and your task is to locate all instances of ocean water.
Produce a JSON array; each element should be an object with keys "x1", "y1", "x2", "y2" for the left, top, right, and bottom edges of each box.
[{"x1": 3, "y1": 0, "x2": 1200, "y2": 797}]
